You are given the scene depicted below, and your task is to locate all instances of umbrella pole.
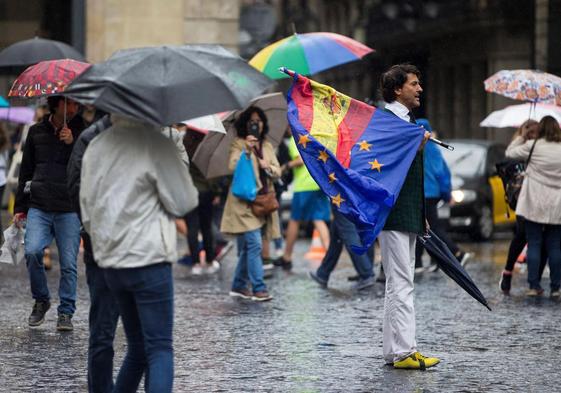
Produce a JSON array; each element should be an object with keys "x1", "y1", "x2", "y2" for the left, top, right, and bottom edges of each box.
[{"x1": 64, "y1": 96, "x2": 67, "y2": 126}]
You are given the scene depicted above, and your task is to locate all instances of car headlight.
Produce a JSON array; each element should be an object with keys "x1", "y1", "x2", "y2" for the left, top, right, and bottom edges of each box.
[{"x1": 451, "y1": 189, "x2": 477, "y2": 204}]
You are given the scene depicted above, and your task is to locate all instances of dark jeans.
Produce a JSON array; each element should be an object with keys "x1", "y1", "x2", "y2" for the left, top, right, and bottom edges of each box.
[
  {"x1": 185, "y1": 190, "x2": 215, "y2": 264},
  {"x1": 104, "y1": 263, "x2": 174, "y2": 393},
  {"x1": 83, "y1": 232, "x2": 120, "y2": 393},
  {"x1": 525, "y1": 220, "x2": 561, "y2": 291},
  {"x1": 504, "y1": 216, "x2": 547, "y2": 277},
  {"x1": 415, "y1": 198, "x2": 459, "y2": 267},
  {"x1": 316, "y1": 209, "x2": 374, "y2": 281}
]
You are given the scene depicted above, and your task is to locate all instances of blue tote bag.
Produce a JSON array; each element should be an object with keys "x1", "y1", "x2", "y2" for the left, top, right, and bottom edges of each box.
[{"x1": 232, "y1": 149, "x2": 258, "y2": 201}]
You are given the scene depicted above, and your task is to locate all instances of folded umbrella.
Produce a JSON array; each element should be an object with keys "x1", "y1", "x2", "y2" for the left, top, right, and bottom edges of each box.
[
  {"x1": 63, "y1": 45, "x2": 274, "y2": 126},
  {"x1": 192, "y1": 92, "x2": 287, "y2": 179},
  {"x1": 417, "y1": 230, "x2": 491, "y2": 311}
]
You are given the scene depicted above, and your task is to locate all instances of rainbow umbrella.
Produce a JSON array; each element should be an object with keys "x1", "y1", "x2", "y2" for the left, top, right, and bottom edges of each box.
[{"x1": 249, "y1": 32, "x2": 374, "y2": 80}]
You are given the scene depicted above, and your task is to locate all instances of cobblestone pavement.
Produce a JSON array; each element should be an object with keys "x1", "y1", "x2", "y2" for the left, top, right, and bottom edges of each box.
[{"x1": 0, "y1": 236, "x2": 560, "y2": 392}]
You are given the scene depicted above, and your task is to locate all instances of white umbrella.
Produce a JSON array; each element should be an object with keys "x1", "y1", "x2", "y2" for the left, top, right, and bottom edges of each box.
[
  {"x1": 480, "y1": 103, "x2": 561, "y2": 128},
  {"x1": 182, "y1": 113, "x2": 227, "y2": 134}
]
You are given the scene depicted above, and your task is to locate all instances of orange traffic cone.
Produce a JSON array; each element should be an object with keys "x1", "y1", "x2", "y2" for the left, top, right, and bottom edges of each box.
[{"x1": 305, "y1": 229, "x2": 326, "y2": 261}]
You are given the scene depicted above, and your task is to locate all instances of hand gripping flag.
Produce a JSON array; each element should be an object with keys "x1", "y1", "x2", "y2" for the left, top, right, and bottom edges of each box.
[{"x1": 284, "y1": 69, "x2": 425, "y2": 253}]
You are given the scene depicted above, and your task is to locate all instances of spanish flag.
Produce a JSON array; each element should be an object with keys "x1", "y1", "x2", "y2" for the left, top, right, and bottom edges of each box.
[{"x1": 285, "y1": 70, "x2": 424, "y2": 253}]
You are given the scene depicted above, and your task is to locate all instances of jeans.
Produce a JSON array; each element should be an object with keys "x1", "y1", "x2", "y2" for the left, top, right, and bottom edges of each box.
[
  {"x1": 525, "y1": 220, "x2": 561, "y2": 291},
  {"x1": 232, "y1": 229, "x2": 266, "y2": 293},
  {"x1": 24, "y1": 208, "x2": 81, "y2": 315},
  {"x1": 504, "y1": 216, "x2": 547, "y2": 276},
  {"x1": 185, "y1": 190, "x2": 215, "y2": 264},
  {"x1": 316, "y1": 209, "x2": 374, "y2": 281},
  {"x1": 104, "y1": 263, "x2": 174, "y2": 393},
  {"x1": 86, "y1": 262, "x2": 120, "y2": 393}
]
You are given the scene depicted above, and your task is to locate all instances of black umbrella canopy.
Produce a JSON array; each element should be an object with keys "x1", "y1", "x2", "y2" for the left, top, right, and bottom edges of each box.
[
  {"x1": 63, "y1": 45, "x2": 274, "y2": 126},
  {"x1": 0, "y1": 37, "x2": 85, "y2": 73},
  {"x1": 418, "y1": 230, "x2": 492, "y2": 311}
]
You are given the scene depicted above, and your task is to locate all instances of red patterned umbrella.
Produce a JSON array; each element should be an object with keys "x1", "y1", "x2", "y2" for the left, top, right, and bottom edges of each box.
[{"x1": 8, "y1": 59, "x2": 90, "y2": 98}]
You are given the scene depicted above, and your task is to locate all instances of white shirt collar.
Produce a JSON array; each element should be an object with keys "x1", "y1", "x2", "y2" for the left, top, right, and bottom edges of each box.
[{"x1": 384, "y1": 101, "x2": 410, "y2": 122}]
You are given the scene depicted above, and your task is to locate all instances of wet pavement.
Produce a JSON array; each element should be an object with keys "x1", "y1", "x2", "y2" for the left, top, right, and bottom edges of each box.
[{"x1": 0, "y1": 235, "x2": 560, "y2": 392}]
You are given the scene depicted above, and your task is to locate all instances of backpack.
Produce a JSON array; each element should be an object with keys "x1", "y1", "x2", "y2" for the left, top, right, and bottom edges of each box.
[{"x1": 495, "y1": 139, "x2": 537, "y2": 211}]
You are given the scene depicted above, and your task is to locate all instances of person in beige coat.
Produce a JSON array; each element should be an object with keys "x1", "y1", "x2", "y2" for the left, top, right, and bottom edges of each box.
[
  {"x1": 221, "y1": 107, "x2": 281, "y2": 301},
  {"x1": 506, "y1": 116, "x2": 561, "y2": 297}
]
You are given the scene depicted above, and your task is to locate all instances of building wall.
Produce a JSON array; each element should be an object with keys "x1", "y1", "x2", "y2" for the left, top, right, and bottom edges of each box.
[{"x1": 85, "y1": 0, "x2": 240, "y2": 63}]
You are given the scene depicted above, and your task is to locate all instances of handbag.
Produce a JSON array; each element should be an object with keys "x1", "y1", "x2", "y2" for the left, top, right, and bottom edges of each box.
[
  {"x1": 251, "y1": 191, "x2": 279, "y2": 217},
  {"x1": 231, "y1": 149, "x2": 257, "y2": 202},
  {"x1": 496, "y1": 139, "x2": 537, "y2": 211}
]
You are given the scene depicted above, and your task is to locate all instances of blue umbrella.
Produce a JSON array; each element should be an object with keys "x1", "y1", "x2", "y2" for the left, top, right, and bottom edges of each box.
[{"x1": 0, "y1": 96, "x2": 8, "y2": 108}]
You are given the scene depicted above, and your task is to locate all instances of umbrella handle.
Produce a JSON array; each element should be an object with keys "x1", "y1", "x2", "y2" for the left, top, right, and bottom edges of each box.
[
  {"x1": 63, "y1": 96, "x2": 67, "y2": 126},
  {"x1": 429, "y1": 137, "x2": 454, "y2": 151}
]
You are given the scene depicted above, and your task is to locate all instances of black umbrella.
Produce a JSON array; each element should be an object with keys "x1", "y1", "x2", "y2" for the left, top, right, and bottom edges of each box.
[
  {"x1": 0, "y1": 37, "x2": 85, "y2": 73},
  {"x1": 63, "y1": 45, "x2": 274, "y2": 126},
  {"x1": 417, "y1": 230, "x2": 492, "y2": 311}
]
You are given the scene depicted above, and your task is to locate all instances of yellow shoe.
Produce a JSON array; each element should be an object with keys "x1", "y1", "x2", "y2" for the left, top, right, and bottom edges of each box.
[{"x1": 393, "y1": 352, "x2": 440, "y2": 370}]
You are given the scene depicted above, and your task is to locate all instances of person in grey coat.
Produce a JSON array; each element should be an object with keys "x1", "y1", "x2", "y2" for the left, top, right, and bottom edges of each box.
[{"x1": 80, "y1": 114, "x2": 198, "y2": 393}]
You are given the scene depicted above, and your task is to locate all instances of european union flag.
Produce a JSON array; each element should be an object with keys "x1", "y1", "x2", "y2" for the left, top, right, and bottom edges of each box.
[{"x1": 285, "y1": 71, "x2": 424, "y2": 253}]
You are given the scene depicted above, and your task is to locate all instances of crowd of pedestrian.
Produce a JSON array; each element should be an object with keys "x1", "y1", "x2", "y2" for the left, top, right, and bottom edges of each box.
[{"x1": 2, "y1": 61, "x2": 561, "y2": 391}]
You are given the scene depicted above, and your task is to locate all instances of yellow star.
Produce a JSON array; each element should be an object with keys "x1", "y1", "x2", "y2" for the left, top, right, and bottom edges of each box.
[
  {"x1": 358, "y1": 140, "x2": 372, "y2": 151},
  {"x1": 328, "y1": 172, "x2": 337, "y2": 183},
  {"x1": 331, "y1": 193, "x2": 345, "y2": 208},
  {"x1": 298, "y1": 134, "x2": 310, "y2": 149},
  {"x1": 369, "y1": 159, "x2": 383, "y2": 172},
  {"x1": 318, "y1": 150, "x2": 329, "y2": 163}
]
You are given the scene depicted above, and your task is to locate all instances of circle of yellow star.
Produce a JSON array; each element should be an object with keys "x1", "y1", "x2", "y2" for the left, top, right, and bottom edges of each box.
[
  {"x1": 358, "y1": 140, "x2": 372, "y2": 151},
  {"x1": 369, "y1": 158, "x2": 383, "y2": 172},
  {"x1": 331, "y1": 193, "x2": 345, "y2": 208},
  {"x1": 318, "y1": 150, "x2": 329, "y2": 163},
  {"x1": 298, "y1": 134, "x2": 310, "y2": 149},
  {"x1": 328, "y1": 172, "x2": 337, "y2": 183}
]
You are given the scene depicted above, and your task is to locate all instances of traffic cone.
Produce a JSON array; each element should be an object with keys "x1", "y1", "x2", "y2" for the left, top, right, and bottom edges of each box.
[{"x1": 304, "y1": 229, "x2": 326, "y2": 261}]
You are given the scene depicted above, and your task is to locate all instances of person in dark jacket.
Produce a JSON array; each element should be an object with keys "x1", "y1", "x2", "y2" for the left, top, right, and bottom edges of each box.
[
  {"x1": 14, "y1": 95, "x2": 85, "y2": 331},
  {"x1": 378, "y1": 64, "x2": 439, "y2": 370},
  {"x1": 67, "y1": 113, "x2": 119, "y2": 393}
]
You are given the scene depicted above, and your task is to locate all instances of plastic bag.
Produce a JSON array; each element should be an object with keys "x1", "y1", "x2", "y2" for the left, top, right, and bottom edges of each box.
[
  {"x1": 231, "y1": 149, "x2": 257, "y2": 202},
  {"x1": 0, "y1": 223, "x2": 25, "y2": 265}
]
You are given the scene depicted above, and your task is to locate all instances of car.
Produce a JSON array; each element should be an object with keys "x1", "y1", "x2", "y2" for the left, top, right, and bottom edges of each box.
[{"x1": 440, "y1": 139, "x2": 516, "y2": 240}]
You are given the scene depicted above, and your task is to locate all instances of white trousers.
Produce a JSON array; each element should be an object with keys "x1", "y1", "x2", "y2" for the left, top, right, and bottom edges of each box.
[{"x1": 379, "y1": 230, "x2": 417, "y2": 363}]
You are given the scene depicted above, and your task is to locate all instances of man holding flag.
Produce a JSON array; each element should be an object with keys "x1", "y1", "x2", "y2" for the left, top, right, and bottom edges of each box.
[
  {"x1": 284, "y1": 62, "x2": 437, "y2": 370},
  {"x1": 378, "y1": 64, "x2": 438, "y2": 369}
]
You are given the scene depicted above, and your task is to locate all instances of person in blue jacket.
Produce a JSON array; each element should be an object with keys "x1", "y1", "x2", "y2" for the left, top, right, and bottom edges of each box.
[{"x1": 415, "y1": 118, "x2": 471, "y2": 271}]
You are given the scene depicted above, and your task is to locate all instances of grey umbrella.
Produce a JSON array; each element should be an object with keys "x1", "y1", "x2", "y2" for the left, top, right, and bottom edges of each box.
[
  {"x1": 192, "y1": 92, "x2": 287, "y2": 179},
  {"x1": 63, "y1": 45, "x2": 274, "y2": 126},
  {"x1": 0, "y1": 37, "x2": 85, "y2": 74}
]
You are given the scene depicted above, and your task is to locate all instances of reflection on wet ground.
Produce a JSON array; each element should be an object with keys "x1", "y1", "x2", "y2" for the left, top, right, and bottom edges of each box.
[{"x1": 0, "y1": 237, "x2": 559, "y2": 392}]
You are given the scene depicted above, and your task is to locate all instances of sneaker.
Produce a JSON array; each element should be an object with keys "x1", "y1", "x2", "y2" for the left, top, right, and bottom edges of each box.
[
  {"x1": 458, "y1": 252, "x2": 473, "y2": 267},
  {"x1": 426, "y1": 263, "x2": 439, "y2": 273},
  {"x1": 309, "y1": 271, "x2": 328, "y2": 288},
  {"x1": 273, "y1": 257, "x2": 292, "y2": 271},
  {"x1": 414, "y1": 266, "x2": 425, "y2": 275},
  {"x1": 499, "y1": 270, "x2": 512, "y2": 294},
  {"x1": 56, "y1": 313, "x2": 74, "y2": 332},
  {"x1": 205, "y1": 260, "x2": 220, "y2": 274},
  {"x1": 177, "y1": 254, "x2": 193, "y2": 266},
  {"x1": 393, "y1": 352, "x2": 440, "y2": 370},
  {"x1": 28, "y1": 300, "x2": 51, "y2": 327},
  {"x1": 215, "y1": 241, "x2": 234, "y2": 262},
  {"x1": 262, "y1": 258, "x2": 275, "y2": 271},
  {"x1": 353, "y1": 276, "x2": 375, "y2": 290},
  {"x1": 191, "y1": 263, "x2": 204, "y2": 275},
  {"x1": 229, "y1": 288, "x2": 252, "y2": 299},
  {"x1": 526, "y1": 288, "x2": 544, "y2": 297},
  {"x1": 252, "y1": 291, "x2": 273, "y2": 302},
  {"x1": 347, "y1": 275, "x2": 360, "y2": 282},
  {"x1": 550, "y1": 290, "x2": 561, "y2": 299}
]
